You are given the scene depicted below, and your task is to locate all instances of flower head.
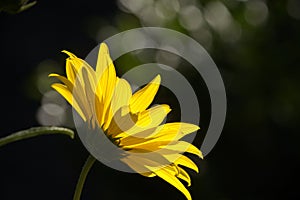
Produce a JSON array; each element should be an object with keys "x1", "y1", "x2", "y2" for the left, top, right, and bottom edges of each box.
[{"x1": 50, "y1": 43, "x2": 202, "y2": 200}]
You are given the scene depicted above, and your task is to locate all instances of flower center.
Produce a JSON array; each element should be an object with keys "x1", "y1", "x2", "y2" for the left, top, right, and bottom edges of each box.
[{"x1": 106, "y1": 133, "x2": 122, "y2": 147}]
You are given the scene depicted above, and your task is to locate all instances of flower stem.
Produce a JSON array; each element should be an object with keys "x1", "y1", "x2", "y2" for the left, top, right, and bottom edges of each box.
[
  {"x1": 0, "y1": 126, "x2": 74, "y2": 147},
  {"x1": 73, "y1": 155, "x2": 96, "y2": 200}
]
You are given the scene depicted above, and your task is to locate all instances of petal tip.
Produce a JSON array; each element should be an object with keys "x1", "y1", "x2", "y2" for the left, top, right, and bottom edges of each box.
[
  {"x1": 199, "y1": 151, "x2": 204, "y2": 159},
  {"x1": 48, "y1": 73, "x2": 58, "y2": 77},
  {"x1": 153, "y1": 74, "x2": 161, "y2": 84},
  {"x1": 61, "y1": 50, "x2": 76, "y2": 58},
  {"x1": 99, "y1": 43, "x2": 109, "y2": 54}
]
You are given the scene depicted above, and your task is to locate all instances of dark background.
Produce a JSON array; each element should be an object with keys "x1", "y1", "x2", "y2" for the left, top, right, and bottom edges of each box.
[{"x1": 0, "y1": 0, "x2": 299, "y2": 199}]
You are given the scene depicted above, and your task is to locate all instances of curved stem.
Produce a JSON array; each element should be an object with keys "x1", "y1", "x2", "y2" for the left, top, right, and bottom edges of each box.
[
  {"x1": 73, "y1": 155, "x2": 96, "y2": 200},
  {"x1": 0, "y1": 126, "x2": 74, "y2": 148}
]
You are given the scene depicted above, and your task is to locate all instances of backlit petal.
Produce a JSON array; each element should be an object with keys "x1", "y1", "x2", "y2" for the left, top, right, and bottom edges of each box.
[
  {"x1": 150, "y1": 167, "x2": 192, "y2": 200},
  {"x1": 173, "y1": 155, "x2": 199, "y2": 173},
  {"x1": 49, "y1": 73, "x2": 73, "y2": 90},
  {"x1": 177, "y1": 166, "x2": 191, "y2": 186},
  {"x1": 146, "y1": 122, "x2": 200, "y2": 140},
  {"x1": 126, "y1": 104, "x2": 170, "y2": 135},
  {"x1": 130, "y1": 75, "x2": 161, "y2": 113},
  {"x1": 103, "y1": 78, "x2": 132, "y2": 131},
  {"x1": 51, "y1": 83, "x2": 86, "y2": 121},
  {"x1": 164, "y1": 141, "x2": 203, "y2": 159}
]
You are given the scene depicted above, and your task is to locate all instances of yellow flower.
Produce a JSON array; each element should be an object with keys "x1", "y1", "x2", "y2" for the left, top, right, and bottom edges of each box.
[{"x1": 49, "y1": 43, "x2": 202, "y2": 200}]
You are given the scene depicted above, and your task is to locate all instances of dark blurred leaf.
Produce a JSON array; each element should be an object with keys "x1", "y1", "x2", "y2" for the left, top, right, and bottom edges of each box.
[{"x1": 0, "y1": 0, "x2": 36, "y2": 14}]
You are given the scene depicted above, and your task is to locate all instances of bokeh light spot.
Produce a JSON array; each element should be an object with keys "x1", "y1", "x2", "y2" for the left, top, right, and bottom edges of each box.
[
  {"x1": 179, "y1": 5, "x2": 204, "y2": 31},
  {"x1": 244, "y1": 0, "x2": 269, "y2": 26}
]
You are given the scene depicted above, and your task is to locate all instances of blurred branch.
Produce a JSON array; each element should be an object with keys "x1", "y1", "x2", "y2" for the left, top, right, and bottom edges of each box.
[
  {"x1": 0, "y1": 0, "x2": 36, "y2": 14},
  {"x1": 0, "y1": 126, "x2": 74, "y2": 147}
]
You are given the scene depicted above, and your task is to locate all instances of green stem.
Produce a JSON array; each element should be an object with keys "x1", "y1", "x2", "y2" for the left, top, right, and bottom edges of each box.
[
  {"x1": 0, "y1": 126, "x2": 74, "y2": 147},
  {"x1": 73, "y1": 155, "x2": 96, "y2": 200}
]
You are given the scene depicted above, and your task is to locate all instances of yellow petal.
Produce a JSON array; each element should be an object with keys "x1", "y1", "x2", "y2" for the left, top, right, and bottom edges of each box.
[
  {"x1": 95, "y1": 43, "x2": 112, "y2": 77},
  {"x1": 72, "y1": 80, "x2": 91, "y2": 120},
  {"x1": 110, "y1": 78, "x2": 132, "y2": 114},
  {"x1": 107, "y1": 106, "x2": 138, "y2": 137},
  {"x1": 119, "y1": 124, "x2": 199, "y2": 152},
  {"x1": 173, "y1": 155, "x2": 199, "y2": 173},
  {"x1": 68, "y1": 69, "x2": 94, "y2": 121},
  {"x1": 95, "y1": 43, "x2": 116, "y2": 105},
  {"x1": 150, "y1": 167, "x2": 192, "y2": 200},
  {"x1": 62, "y1": 51, "x2": 80, "y2": 83},
  {"x1": 61, "y1": 50, "x2": 77, "y2": 58},
  {"x1": 50, "y1": 71, "x2": 90, "y2": 121},
  {"x1": 97, "y1": 54, "x2": 117, "y2": 126},
  {"x1": 121, "y1": 155, "x2": 152, "y2": 175},
  {"x1": 81, "y1": 67, "x2": 98, "y2": 126},
  {"x1": 141, "y1": 172, "x2": 156, "y2": 177},
  {"x1": 49, "y1": 73, "x2": 73, "y2": 90},
  {"x1": 130, "y1": 75, "x2": 161, "y2": 113},
  {"x1": 95, "y1": 96, "x2": 104, "y2": 127},
  {"x1": 62, "y1": 50, "x2": 97, "y2": 86},
  {"x1": 126, "y1": 140, "x2": 171, "y2": 152},
  {"x1": 177, "y1": 166, "x2": 191, "y2": 186},
  {"x1": 163, "y1": 164, "x2": 179, "y2": 176},
  {"x1": 122, "y1": 122, "x2": 199, "y2": 145},
  {"x1": 147, "y1": 122, "x2": 200, "y2": 140},
  {"x1": 132, "y1": 104, "x2": 171, "y2": 133},
  {"x1": 164, "y1": 141, "x2": 203, "y2": 159},
  {"x1": 127, "y1": 140, "x2": 202, "y2": 161},
  {"x1": 122, "y1": 153, "x2": 169, "y2": 174},
  {"x1": 116, "y1": 104, "x2": 170, "y2": 139},
  {"x1": 72, "y1": 58, "x2": 97, "y2": 88},
  {"x1": 119, "y1": 136, "x2": 153, "y2": 149},
  {"x1": 100, "y1": 61, "x2": 117, "y2": 103},
  {"x1": 103, "y1": 78, "x2": 132, "y2": 131},
  {"x1": 51, "y1": 83, "x2": 86, "y2": 121},
  {"x1": 61, "y1": 57, "x2": 98, "y2": 124},
  {"x1": 80, "y1": 66, "x2": 96, "y2": 93}
]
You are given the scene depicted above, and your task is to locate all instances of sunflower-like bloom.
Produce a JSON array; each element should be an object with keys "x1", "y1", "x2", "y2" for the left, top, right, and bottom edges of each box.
[{"x1": 50, "y1": 43, "x2": 202, "y2": 200}]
